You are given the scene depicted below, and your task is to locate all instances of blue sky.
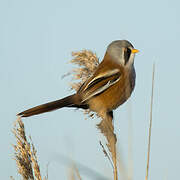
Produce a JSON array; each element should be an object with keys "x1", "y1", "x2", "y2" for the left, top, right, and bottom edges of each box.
[{"x1": 1, "y1": 0, "x2": 180, "y2": 179}]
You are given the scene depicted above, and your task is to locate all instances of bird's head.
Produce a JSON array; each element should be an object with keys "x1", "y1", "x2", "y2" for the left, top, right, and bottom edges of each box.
[{"x1": 107, "y1": 40, "x2": 139, "y2": 68}]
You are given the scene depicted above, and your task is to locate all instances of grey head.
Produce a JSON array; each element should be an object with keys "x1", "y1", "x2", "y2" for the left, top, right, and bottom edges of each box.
[{"x1": 107, "y1": 40, "x2": 138, "y2": 68}]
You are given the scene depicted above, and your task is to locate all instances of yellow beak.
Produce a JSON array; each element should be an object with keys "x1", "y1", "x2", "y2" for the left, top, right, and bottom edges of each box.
[{"x1": 131, "y1": 49, "x2": 139, "y2": 54}]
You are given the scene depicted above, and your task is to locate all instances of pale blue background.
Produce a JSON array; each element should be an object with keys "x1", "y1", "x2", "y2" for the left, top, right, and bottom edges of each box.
[{"x1": 1, "y1": 0, "x2": 180, "y2": 179}]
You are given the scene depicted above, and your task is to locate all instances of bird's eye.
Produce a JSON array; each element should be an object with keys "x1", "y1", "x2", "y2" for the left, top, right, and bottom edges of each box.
[{"x1": 124, "y1": 48, "x2": 131, "y2": 65}]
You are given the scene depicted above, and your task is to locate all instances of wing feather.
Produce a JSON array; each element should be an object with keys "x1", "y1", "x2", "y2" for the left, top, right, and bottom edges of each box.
[{"x1": 81, "y1": 69, "x2": 121, "y2": 102}]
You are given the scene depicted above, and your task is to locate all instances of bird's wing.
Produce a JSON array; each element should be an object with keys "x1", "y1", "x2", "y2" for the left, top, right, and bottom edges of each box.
[{"x1": 81, "y1": 68, "x2": 121, "y2": 102}]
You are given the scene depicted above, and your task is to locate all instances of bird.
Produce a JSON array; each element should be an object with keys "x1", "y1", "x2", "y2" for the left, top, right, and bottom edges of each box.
[{"x1": 17, "y1": 40, "x2": 139, "y2": 121}]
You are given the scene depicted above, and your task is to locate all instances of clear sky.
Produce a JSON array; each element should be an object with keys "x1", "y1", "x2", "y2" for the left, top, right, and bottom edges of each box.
[{"x1": 1, "y1": 0, "x2": 180, "y2": 179}]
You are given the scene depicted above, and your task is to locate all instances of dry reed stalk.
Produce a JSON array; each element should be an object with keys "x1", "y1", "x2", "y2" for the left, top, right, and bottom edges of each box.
[
  {"x1": 145, "y1": 63, "x2": 155, "y2": 180},
  {"x1": 115, "y1": 102, "x2": 133, "y2": 180},
  {"x1": 116, "y1": 149, "x2": 128, "y2": 180},
  {"x1": 10, "y1": 176, "x2": 15, "y2": 180},
  {"x1": 12, "y1": 116, "x2": 43, "y2": 180},
  {"x1": 67, "y1": 50, "x2": 99, "y2": 119},
  {"x1": 68, "y1": 50, "x2": 99, "y2": 91},
  {"x1": 68, "y1": 162, "x2": 82, "y2": 180},
  {"x1": 97, "y1": 118, "x2": 118, "y2": 180},
  {"x1": 116, "y1": 101, "x2": 133, "y2": 180},
  {"x1": 127, "y1": 101, "x2": 133, "y2": 180},
  {"x1": 69, "y1": 50, "x2": 118, "y2": 180}
]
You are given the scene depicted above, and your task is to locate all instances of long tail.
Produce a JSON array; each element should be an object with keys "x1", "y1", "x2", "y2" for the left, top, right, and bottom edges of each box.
[{"x1": 17, "y1": 94, "x2": 79, "y2": 117}]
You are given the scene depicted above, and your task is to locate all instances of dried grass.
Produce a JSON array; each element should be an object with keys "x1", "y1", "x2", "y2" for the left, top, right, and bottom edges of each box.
[
  {"x1": 12, "y1": 116, "x2": 44, "y2": 180},
  {"x1": 68, "y1": 162, "x2": 82, "y2": 180},
  {"x1": 67, "y1": 50, "x2": 100, "y2": 119},
  {"x1": 145, "y1": 63, "x2": 155, "y2": 180},
  {"x1": 64, "y1": 50, "x2": 99, "y2": 92}
]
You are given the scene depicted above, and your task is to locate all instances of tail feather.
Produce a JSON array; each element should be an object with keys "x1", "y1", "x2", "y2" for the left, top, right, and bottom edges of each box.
[{"x1": 17, "y1": 94, "x2": 78, "y2": 117}]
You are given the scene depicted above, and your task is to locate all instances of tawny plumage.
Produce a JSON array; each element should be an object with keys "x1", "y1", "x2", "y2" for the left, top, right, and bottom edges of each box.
[{"x1": 17, "y1": 40, "x2": 138, "y2": 119}]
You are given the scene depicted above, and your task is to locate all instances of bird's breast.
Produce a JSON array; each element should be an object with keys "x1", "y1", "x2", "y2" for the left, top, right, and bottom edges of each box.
[{"x1": 88, "y1": 67, "x2": 136, "y2": 113}]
